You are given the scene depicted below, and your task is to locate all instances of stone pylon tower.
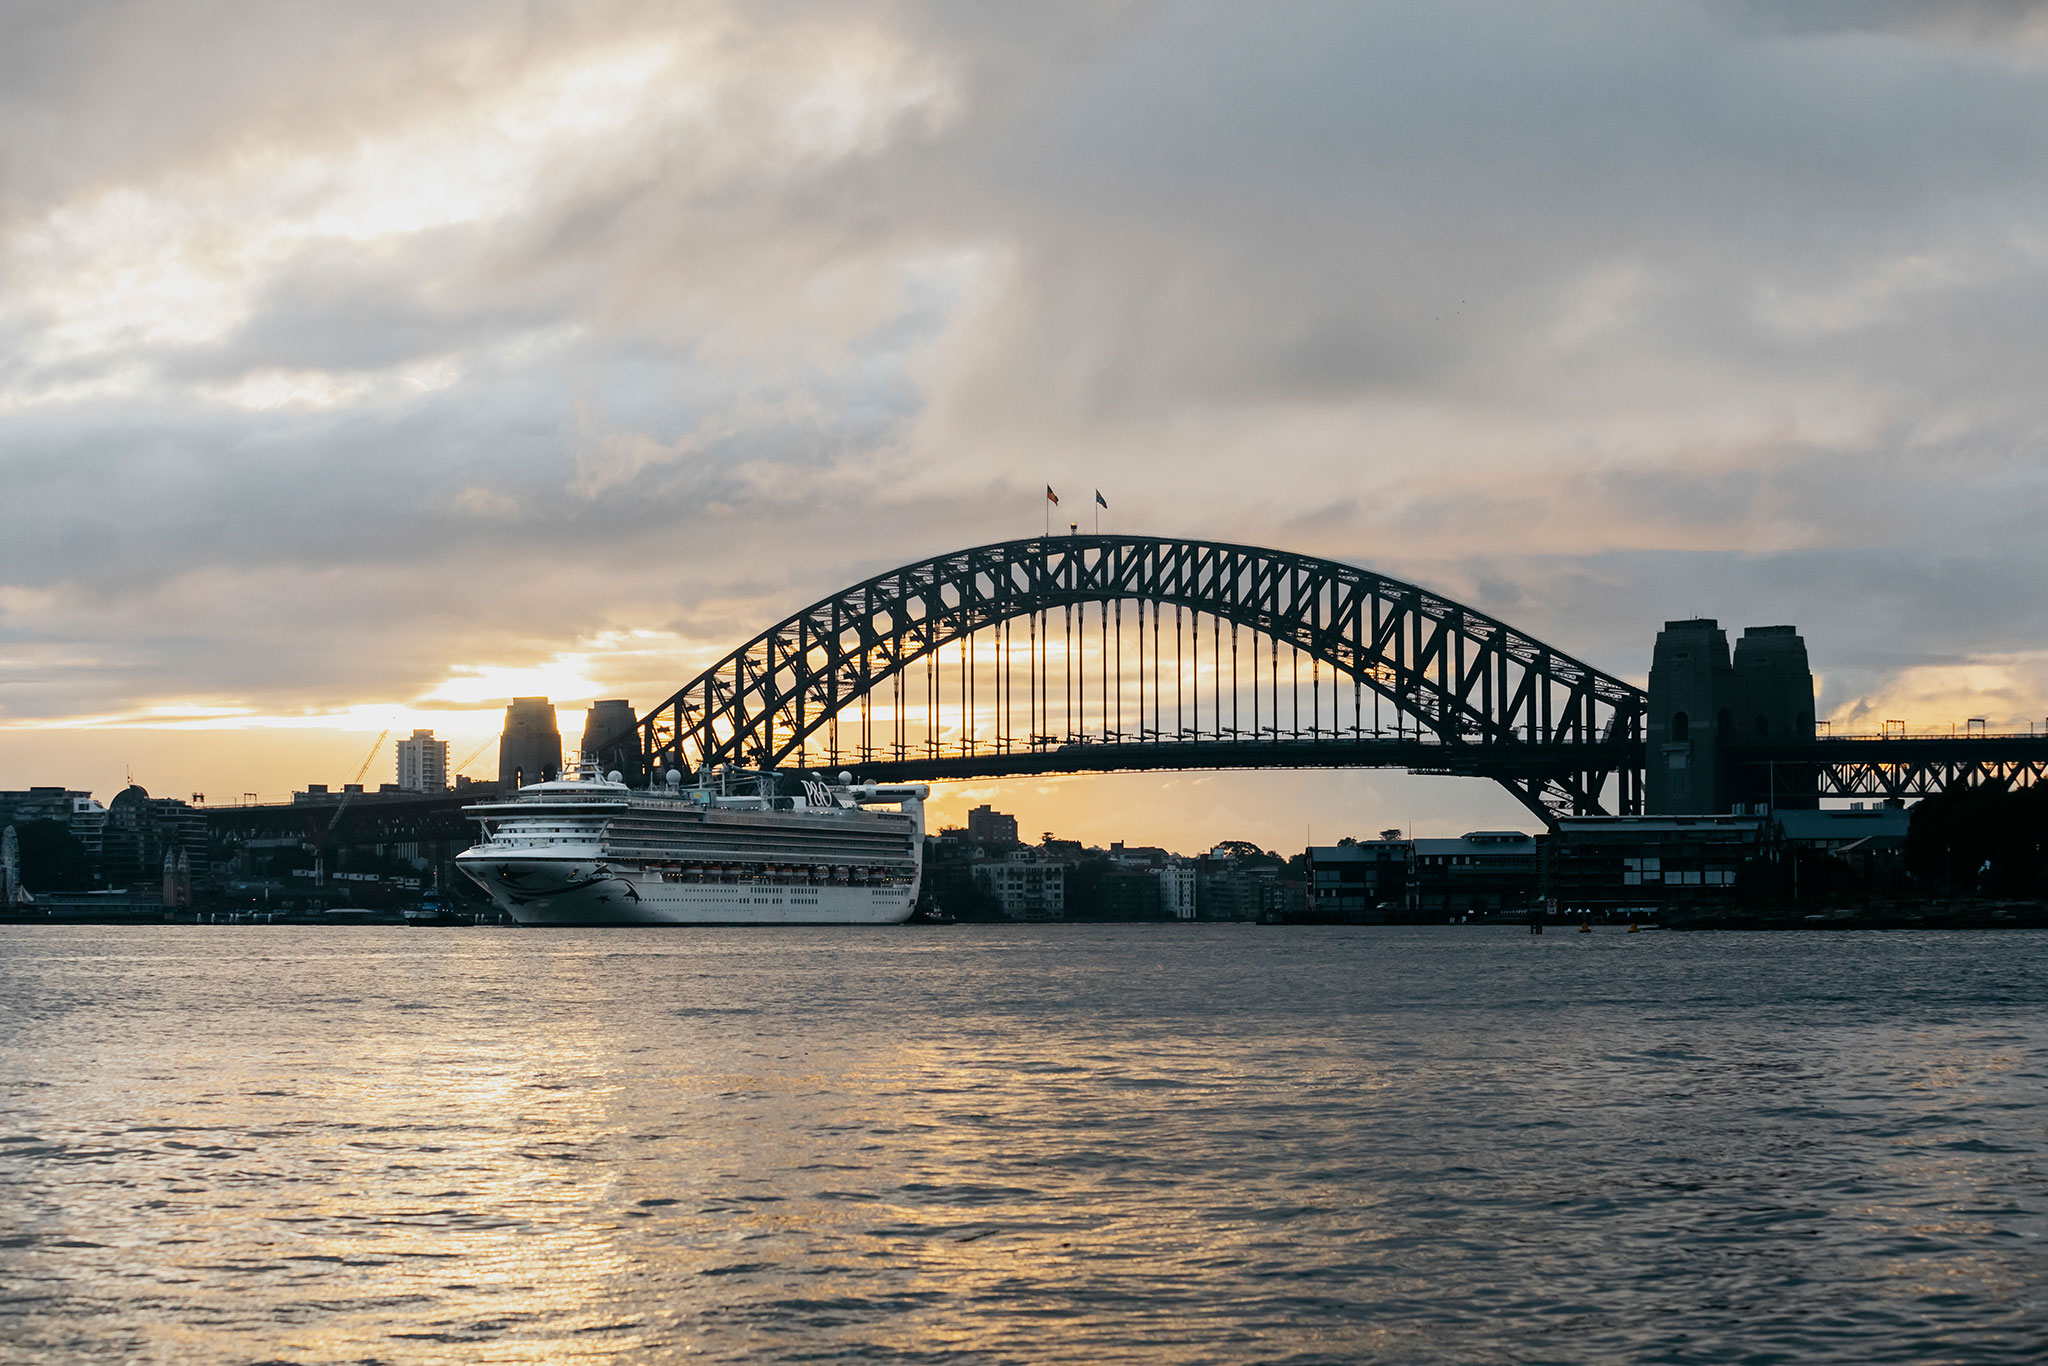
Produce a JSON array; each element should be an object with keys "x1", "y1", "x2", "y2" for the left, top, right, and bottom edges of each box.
[
  {"x1": 1730, "y1": 626, "x2": 1817, "y2": 809},
  {"x1": 498, "y1": 697, "x2": 563, "y2": 790},
  {"x1": 1646, "y1": 619, "x2": 1736, "y2": 815},
  {"x1": 1646, "y1": 619, "x2": 1817, "y2": 814},
  {"x1": 579, "y1": 700, "x2": 641, "y2": 778}
]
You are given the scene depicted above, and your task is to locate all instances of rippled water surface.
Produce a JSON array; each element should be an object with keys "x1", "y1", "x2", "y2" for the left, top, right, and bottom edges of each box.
[{"x1": 2, "y1": 924, "x2": 2045, "y2": 1364}]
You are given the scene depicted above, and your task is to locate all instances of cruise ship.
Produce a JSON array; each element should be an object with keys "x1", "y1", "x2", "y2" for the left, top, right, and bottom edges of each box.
[{"x1": 455, "y1": 765, "x2": 928, "y2": 926}]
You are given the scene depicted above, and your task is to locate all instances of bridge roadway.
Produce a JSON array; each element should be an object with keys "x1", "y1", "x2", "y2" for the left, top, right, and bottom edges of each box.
[
  {"x1": 1723, "y1": 733, "x2": 2048, "y2": 802},
  {"x1": 839, "y1": 737, "x2": 1640, "y2": 786},
  {"x1": 834, "y1": 732, "x2": 2048, "y2": 807}
]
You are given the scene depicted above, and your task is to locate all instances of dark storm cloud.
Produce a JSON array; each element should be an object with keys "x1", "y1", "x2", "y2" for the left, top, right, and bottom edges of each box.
[
  {"x1": 4, "y1": 0, "x2": 2048, "y2": 774},
  {"x1": 928, "y1": 1, "x2": 2048, "y2": 423}
]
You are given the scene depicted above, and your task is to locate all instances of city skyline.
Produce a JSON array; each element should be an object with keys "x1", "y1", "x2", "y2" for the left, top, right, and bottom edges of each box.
[{"x1": 7, "y1": 3, "x2": 2048, "y2": 848}]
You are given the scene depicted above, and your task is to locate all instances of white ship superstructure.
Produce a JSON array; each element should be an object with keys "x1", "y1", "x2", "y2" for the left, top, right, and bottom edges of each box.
[{"x1": 456, "y1": 766, "x2": 928, "y2": 926}]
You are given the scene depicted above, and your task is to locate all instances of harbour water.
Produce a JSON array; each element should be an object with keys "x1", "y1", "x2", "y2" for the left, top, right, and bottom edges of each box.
[{"x1": 2, "y1": 924, "x2": 2043, "y2": 1363}]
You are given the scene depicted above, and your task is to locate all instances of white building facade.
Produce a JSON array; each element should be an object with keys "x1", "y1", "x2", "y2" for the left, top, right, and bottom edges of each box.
[
  {"x1": 396, "y1": 730, "x2": 450, "y2": 793},
  {"x1": 1157, "y1": 860, "x2": 1197, "y2": 919},
  {"x1": 971, "y1": 849, "x2": 1067, "y2": 920}
]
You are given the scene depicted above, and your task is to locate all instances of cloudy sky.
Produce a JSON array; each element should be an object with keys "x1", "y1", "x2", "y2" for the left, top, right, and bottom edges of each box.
[{"x1": 5, "y1": 0, "x2": 2048, "y2": 848}]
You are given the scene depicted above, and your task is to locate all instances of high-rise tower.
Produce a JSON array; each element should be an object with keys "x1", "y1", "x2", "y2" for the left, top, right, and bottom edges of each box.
[{"x1": 395, "y1": 729, "x2": 449, "y2": 792}]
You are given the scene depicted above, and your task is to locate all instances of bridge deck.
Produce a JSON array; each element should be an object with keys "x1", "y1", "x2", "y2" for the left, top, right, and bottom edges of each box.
[
  {"x1": 842, "y1": 738, "x2": 1641, "y2": 784},
  {"x1": 847, "y1": 734, "x2": 2048, "y2": 804}
]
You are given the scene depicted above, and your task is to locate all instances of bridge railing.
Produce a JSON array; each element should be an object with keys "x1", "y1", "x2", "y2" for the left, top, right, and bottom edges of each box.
[{"x1": 1811, "y1": 725, "x2": 2048, "y2": 741}]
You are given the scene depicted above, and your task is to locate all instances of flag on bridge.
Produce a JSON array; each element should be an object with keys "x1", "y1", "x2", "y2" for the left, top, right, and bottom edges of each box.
[
  {"x1": 1095, "y1": 490, "x2": 1107, "y2": 508},
  {"x1": 1046, "y1": 485, "x2": 1059, "y2": 505}
]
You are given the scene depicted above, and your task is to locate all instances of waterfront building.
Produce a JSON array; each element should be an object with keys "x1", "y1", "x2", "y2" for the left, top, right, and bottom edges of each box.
[
  {"x1": 1307, "y1": 837, "x2": 1411, "y2": 921},
  {"x1": 1157, "y1": 859, "x2": 1197, "y2": 919},
  {"x1": 1773, "y1": 803, "x2": 1911, "y2": 892},
  {"x1": 0, "y1": 788, "x2": 107, "y2": 868},
  {"x1": 966, "y1": 804, "x2": 1020, "y2": 846},
  {"x1": 1090, "y1": 868, "x2": 1164, "y2": 919},
  {"x1": 1772, "y1": 803, "x2": 1909, "y2": 851},
  {"x1": 1257, "y1": 878, "x2": 1309, "y2": 920},
  {"x1": 101, "y1": 786, "x2": 207, "y2": 888},
  {"x1": 971, "y1": 848, "x2": 1066, "y2": 920},
  {"x1": 1195, "y1": 865, "x2": 1257, "y2": 920},
  {"x1": 394, "y1": 730, "x2": 449, "y2": 793},
  {"x1": 206, "y1": 788, "x2": 482, "y2": 913},
  {"x1": 1108, "y1": 841, "x2": 1169, "y2": 867},
  {"x1": 498, "y1": 697, "x2": 563, "y2": 789},
  {"x1": 1549, "y1": 814, "x2": 1767, "y2": 916},
  {"x1": 1194, "y1": 844, "x2": 1301, "y2": 921},
  {"x1": 1409, "y1": 831, "x2": 1541, "y2": 918}
]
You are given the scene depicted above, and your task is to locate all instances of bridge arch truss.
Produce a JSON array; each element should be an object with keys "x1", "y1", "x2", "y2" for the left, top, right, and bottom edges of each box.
[{"x1": 638, "y1": 535, "x2": 1646, "y2": 821}]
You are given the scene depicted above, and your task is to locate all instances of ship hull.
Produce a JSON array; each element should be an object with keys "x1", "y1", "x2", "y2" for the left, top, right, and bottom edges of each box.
[{"x1": 455, "y1": 850, "x2": 916, "y2": 926}]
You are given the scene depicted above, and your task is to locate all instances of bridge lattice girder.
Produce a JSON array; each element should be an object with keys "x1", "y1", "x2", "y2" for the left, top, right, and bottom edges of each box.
[
  {"x1": 638, "y1": 536, "x2": 1647, "y2": 822},
  {"x1": 1725, "y1": 738, "x2": 2048, "y2": 803}
]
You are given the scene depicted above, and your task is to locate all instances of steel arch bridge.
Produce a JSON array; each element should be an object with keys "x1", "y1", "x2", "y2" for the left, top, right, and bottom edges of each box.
[{"x1": 635, "y1": 535, "x2": 1647, "y2": 821}]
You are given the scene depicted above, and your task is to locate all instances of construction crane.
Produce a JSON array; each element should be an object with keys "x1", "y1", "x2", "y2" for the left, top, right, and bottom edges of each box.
[
  {"x1": 326, "y1": 729, "x2": 389, "y2": 838},
  {"x1": 451, "y1": 734, "x2": 497, "y2": 778}
]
